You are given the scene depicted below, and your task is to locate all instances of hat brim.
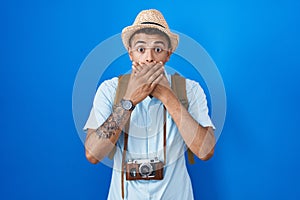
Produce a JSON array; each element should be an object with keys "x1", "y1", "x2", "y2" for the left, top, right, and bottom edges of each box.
[{"x1": 121, "y1": 24, "x2": 179, "y2": 52}]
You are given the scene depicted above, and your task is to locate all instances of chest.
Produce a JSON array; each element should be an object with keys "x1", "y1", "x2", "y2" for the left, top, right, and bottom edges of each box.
[{"x1": 122, "y1": 98, "x2": 182, "y2": 160}]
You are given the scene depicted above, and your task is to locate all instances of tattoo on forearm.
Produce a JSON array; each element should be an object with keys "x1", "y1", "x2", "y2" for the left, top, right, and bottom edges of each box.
[{"x1": 95, "y1": 103, "x2": 130, "y2": 139}]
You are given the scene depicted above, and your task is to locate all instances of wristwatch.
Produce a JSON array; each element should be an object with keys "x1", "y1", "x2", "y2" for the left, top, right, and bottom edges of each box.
[{"x1": 121, "y1": 99, "x2": 135, "y2": 111}]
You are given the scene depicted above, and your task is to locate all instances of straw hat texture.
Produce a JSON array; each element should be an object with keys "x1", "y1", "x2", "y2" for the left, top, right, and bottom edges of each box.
[{"x1": 121, "y1": 9, "x2": 179, "y2": 52}]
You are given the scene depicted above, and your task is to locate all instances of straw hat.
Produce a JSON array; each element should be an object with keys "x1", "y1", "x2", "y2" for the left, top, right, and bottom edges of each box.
[{"x1": 121, "y1": 9, "x2": 179, "y2": 52}]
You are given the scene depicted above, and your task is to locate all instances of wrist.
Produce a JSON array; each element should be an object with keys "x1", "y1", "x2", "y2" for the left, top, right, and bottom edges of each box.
[
  {"x1": 161, "y1": 90, "x2": 179, "y2": 107},
  {"x1": 120, "y1": 98, "x2": 135, "y2": 111},
  {"x1": 159, "y1": 88, "x2": 173, "y2": 103},
  {"x1": 123, "y1": 94, "x2": 138, "y2": 106}
]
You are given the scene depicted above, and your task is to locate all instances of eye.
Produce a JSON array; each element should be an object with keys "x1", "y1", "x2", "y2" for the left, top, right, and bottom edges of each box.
[
  {"x1": 137, "y1": 47, "x2": 145, "y2": 53},
  {"x1": 154, "y1": 47, "x2": 163, "y2": 53}
]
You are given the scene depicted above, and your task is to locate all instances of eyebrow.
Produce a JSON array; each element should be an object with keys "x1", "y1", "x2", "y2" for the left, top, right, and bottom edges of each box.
[
  {"x1": 133, "y1": 41, "x2": 146, "y2": 46},
  {"x1": 153, "y1": 41, "x2": 166, "y2": 46},
  {"x1": 133, "y1": 40, "x2": 166, "y2": 47}
]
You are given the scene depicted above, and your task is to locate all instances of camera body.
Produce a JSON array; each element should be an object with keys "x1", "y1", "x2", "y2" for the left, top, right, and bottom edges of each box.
[{"x1": 126, "y1": 157, "x2": 164, "y2": 180}]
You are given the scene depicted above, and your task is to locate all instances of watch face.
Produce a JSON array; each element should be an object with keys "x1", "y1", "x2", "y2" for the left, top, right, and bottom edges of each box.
[{"x1": 122, "y1": 99, "x2": 133, "y2": 110}]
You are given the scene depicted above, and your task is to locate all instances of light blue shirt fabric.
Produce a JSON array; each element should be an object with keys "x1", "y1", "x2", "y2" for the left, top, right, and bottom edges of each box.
[{"x1": 84, "y1": 73, "x2": 214, "y2": 200}]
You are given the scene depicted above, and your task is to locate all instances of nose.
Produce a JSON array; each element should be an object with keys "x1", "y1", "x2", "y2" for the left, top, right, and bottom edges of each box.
[{"x1": 145, "y1": 49, "x2": 154, "y2": 63}]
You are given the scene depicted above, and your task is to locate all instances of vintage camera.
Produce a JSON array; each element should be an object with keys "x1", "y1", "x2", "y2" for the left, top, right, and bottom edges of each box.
[{"x1": 126, "y1": 157, "x2": 164, "y2": 180}]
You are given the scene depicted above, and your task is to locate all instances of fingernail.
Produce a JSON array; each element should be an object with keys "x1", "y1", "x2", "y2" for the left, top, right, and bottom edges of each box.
[{"x1": 159, "y1": 61, "x2": 163, "y2": 64}]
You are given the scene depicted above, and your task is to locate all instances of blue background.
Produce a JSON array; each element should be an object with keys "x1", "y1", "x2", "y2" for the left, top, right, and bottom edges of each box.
[{"x1": 1, "y1": 0, "x2": 299, "y2": 199}]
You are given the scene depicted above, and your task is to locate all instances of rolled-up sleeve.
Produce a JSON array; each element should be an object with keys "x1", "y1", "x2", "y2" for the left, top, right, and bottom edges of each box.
[
  {"x1": 186, "y1": 79, "x2": 215, "y2": 129},
  {"x1": 83, "y1": 77, "x2": 119, "y2": 131}
]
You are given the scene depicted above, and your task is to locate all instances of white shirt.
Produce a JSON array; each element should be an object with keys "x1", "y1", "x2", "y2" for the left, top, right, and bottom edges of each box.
[{"x1": 84, "y1": 73, "x2": 214, "y2": 200}]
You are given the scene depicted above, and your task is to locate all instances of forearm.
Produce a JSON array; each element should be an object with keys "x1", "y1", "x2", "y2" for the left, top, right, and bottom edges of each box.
[
  {"x1": 162, "y1": 90, "x2": 215, "y2": 160},
  {"x1": 85, "y1": 103, "x2": 132, "y2": 164}
]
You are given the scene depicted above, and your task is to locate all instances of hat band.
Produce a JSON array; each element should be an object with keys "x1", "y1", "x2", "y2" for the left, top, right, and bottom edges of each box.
[{"x1": 140, "y1": 22, "x2": 165, "y2": 28}]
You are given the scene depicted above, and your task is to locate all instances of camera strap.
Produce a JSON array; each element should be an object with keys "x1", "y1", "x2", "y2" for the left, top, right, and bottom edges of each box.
[{"x1": 121, "y1": 108, "x2": 167, "y2": 199}]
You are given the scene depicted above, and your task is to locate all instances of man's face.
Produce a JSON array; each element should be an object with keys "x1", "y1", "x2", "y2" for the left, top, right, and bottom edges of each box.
[{"x1": 128, "y1": 33, "x2": 172, "y2": 65}]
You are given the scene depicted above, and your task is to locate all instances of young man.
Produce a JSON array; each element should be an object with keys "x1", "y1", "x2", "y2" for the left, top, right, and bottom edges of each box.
[{"x1": 84, "y1": 9, "x2": 215, "y2": 200}]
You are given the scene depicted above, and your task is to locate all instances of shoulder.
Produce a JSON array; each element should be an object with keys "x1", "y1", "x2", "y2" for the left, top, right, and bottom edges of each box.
[
  {"x1": 183, "y1": 78, "x2": 208, "y2": 105},
  {"x1": 94, "y1": 77, "x2": 119, "y2": 102},
  {"x1": 168, "y1": 73, "x2": 206, "y2": 98},
  {"x1": 169, "y1": 73, "x2": 203, "y2": 91},
  {"x1": 185, "y1": 78, "x2": 205, "y2": 94},
  {"x1": 97, "y1": 77, "x2": 119, "y2": 91}
]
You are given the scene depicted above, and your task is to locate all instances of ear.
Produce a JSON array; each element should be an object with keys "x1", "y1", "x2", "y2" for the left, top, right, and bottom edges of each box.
[{"x1": 128, "y1": 47, "x2": 133, "y2": 61}]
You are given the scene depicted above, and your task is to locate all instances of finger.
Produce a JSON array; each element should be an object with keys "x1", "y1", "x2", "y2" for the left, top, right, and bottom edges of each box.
[
  {"x1": 151, "y1": 61, "x2": 163, "y2": 68},
  {"x1": 155, "y1": 61, "x2": 164, "y2": 68},
  {"x1": 147, "y1": 63, "x2": 164, "y2": 76},
  {"x1": 148, "y1": 67, "x2": 164, "y2": 83},
  {"x1": 131, "y1": 64, "x2": 141, "y2": 77},
  {"x1": 136, "y1": 65, "x2": 143, "y2": 73},
  {"x1": 131, "y1": 68, "x2": 138, "y2": 77},
  {"x1": 140, "y1": 61, "x2": 157, "y2": 69},
  {"x1": 158, "y1": 61, "x2": 164, "y2": 66},
  {"x1": 138, "y1": 62, "x2": 145, "y2": 67},
  {"x1": 132, "y1": 61, "x2": 139, "y2": 67},
  {"x1": 132, "y1": 65, "x2": 139, "y2": 75},
  {"x1": 148, "y1": 61, "x2": 157, "y2": 68},
  {"x1": 132, "y1": 61, "x2": 143, "y2": 73},
  {"x1": 151, "y1": 74, "x2": 163, "y2": 87},
  {"x1": 132, "y1": 64, "x2": 137, "y2": 71},
  {"x1": 139, "y1": 61, "x2": 161, "y2": 76},
  {"x1": 137, "y1": 62, "x2": 151, "y2": 75},
  {"x1": 139, "y1": 62, "x2": 153, "y2": 71},
  {"x1": 157, "y1": 62, "x2": 165, "y2": 71}
]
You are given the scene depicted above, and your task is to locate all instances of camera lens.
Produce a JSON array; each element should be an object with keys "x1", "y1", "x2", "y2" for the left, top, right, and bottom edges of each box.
[
  {"x1": 140, "y1": 165, "x2": 150, "y2": 174},
  {"x1": 139, "y1": 163, "x2": 153, "y2": 176}
]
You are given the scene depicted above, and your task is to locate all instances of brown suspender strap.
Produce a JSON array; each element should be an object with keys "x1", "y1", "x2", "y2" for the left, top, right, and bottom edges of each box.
[
  {"x1": 121, "y1": 124, "x2": 129, "y2": 199},
  {"x1": 112, "y1": 74, "x2": 131, "y2": 199},
  {"x1": 171, "y1": 73, "x2": 189, "y2": 109},
  {"x1": 186, "y1": 147, "x2": 195, "y2": 164},
  {"x1": 114, "y1": 74, "x2": 131, "y2": 105},
  {"x1": 171, "y1": 73, "x2": 195, "y2": 164},
  {"x1": 163, "y1": 108, "x2": 167, "y2": 166}
]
